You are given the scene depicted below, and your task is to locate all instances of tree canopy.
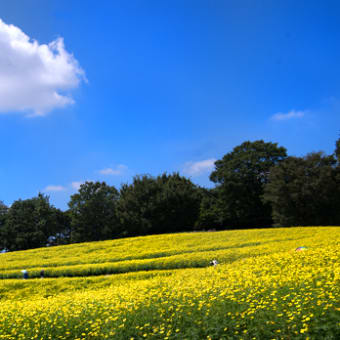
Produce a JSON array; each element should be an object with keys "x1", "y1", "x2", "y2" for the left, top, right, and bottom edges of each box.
[
  {"x1": 2, "y1": 194, "x2": 67, "y2": 251},
  {"x1": 117, "y1": 173, "x2": 202, "y2": 236},
  {"x1": 1, "y1": 138, "x2": 340, "y2": 252},
  {"x1": 68, "y1": 181, "x2": 120, "y2": 242},
  {"x1": 264, "y1": 152, "x2": 340, "y2": 227},
  {"x1": 210, "y1": 140, "x2": 287, "y2": 228},
  {"x1": 0, "y1": 201, "x2": 8, "y2": 249}
]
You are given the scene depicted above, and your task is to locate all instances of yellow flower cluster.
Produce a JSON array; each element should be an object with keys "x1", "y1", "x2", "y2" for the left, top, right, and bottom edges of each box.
[{"x1": 0, "y1": 227, "x2": 339, "y2": 339}]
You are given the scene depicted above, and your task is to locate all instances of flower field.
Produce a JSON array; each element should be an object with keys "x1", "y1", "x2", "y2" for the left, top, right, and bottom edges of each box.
[{"x1": 0, "y1": 227, "x2": 339, "y2": 339}]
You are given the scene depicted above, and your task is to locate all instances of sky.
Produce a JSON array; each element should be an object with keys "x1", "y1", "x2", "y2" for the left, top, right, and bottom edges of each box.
[{"x1": 1, "y1": 0, "x2": 340, "y2": 210}]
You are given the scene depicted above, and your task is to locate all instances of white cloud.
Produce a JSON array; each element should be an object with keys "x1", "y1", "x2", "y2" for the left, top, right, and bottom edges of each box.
[
  {"x1": 98, "y1": 164, "x2": 128, "y2": 176},
  {"x1": 44, "y1": 185, "x2": 66, "y2": 192},
  {"x1": 0, "y1": 18, "x2": 85, "y2": 116},
  {"x1": 183, "y1": 158, "x2": 216, "y2": 176},
  {"x1": 271, "y1": 110, "x2": 305, "y2": 121},
  {"x1": 44, "y1": 180, "x2": 91, "y2": 192},
  {"x1": 71, "y1": 181, "x2": 84, "y2": 190}
]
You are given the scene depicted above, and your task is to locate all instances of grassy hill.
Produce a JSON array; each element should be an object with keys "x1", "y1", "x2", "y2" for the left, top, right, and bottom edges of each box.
[{"x1": 0, "y1": 227, "x2": 339, "y2": 339}]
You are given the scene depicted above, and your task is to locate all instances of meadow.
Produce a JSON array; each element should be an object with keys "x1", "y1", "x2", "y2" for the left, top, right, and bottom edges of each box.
[{"x1": 0, "y1": 227, "x2": 339, "y2": 339}]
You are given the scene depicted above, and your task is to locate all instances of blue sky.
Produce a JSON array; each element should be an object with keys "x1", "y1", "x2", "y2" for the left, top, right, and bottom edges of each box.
[{"x1": 1, "y1": 0, "x2": 340, "y2": 210}]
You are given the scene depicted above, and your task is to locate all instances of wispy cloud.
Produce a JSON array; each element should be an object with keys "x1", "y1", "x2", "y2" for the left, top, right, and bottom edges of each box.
[
  {"x1": 0, "y1": 18, "x2": 85, "y2": 116},
  {"x1": 98, "y1": 164, "x2": 128, "y2": 176},
  {"x1": 71, "y1": 181, "x2": 84, "y2": 190},
  {"x1": 43, "y1": 180, "x2": 94, "y2": 193},
  {"x1": 183, "y1": 158, "x2": 216, "y2": 176},
  {"x1": 271, "y1": 109, "x2": 306, "y2": 121},
  {"x1": 44, "y1": 185, "x2": 66, "y2": 192}
]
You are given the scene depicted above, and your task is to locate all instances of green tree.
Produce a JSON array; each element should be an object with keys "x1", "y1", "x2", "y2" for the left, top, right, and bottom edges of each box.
[
  {"x1": 47, "y1": 209, "x2": 72, "y2": 246},
  {"x1": 2, "y1": 194, "x2": 67, "y2": 251},
  {"x1": 335, "y1": 137, "x2": 340, "y2": 164},
  {"x1": 0, "y1": 201, "x2": 8, "y2": 249},
  {"x1": 68, "y1": 181, "x2": 120, "y2": 242},
  {"x1": 117, "y1": 173, "x2": 201, "y2": 236},
  {"x1": 195, "y1": 188, "x2": 223, "y2": 230},
  {"x1": 210, "y1": 140, "x2": 287, "y2": 228},
  {"x1": 263, "y1": 152, "x2": 340, "y2": 227}
]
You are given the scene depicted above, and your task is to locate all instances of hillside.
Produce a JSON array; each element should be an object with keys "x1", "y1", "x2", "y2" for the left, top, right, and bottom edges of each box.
[{"x1": 0, "y1": 227, "x2": 339, "y2": 339}]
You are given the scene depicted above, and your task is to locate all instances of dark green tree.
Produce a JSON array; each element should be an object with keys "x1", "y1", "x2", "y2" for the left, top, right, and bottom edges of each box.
[
  {"x1": 117, "y1": 175, "x2": 162, "y2": 236},
  {"x1": 68, "y1": 181, "x2": 120, "y2": 242},
  {"x1": 210, "y1": 140, "x2": 287, "y2": 228},
  {"x1": 2, "y1": 194, "x2": 67, "y2": 251},
  {"x1": 0, "y1": 201, "x2": 8, "y2": 249},
  {"x1": 335, "y1": 137, "x2": 340, "y2": 164},
  {"x1": 334, "y1": 136, "x2": 340, "y2": 195},
  {"x1": 117, "y1": 173, "x2": 201, "y2": 236},
  {"x1": 47, "y1": 209, "x2": 72, "y2": 246},
  {"x1": 195, "y1": 188, "x2": 223, "y2": 230},
  {"x1": 263, "y1": 152, "x2": 340, "y2": 227}
]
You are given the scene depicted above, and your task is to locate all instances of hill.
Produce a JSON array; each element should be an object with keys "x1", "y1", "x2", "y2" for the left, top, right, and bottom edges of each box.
[{"x1": 0, "y1": 227, "x2": 339, "y2": 339}]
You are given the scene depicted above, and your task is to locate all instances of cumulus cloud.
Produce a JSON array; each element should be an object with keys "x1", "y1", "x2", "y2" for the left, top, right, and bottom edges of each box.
[
  {"x1": 183, "y1": 159, "x2": 216, "y2": 176},
  {"x1": 0, "y1": 18, "x2": 85, "y2": 116},
  {"x1": 44, "y1": 185, "x2": 66, "y2": 192},
  {"x1": 98, "y1": 164, "x2": 128, "y2": 176},
  {"x1": 271, "y1": 110, "x2": 305, "y2": 121}
]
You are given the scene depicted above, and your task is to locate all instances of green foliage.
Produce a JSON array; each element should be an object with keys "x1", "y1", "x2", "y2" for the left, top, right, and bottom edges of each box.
[
  {"x1": 68, "y1": 181, "x2": 120, "y2": 242},
  {"x1": 210, "y1": 140, "x2": 287, "y2": 228},
  {"x1": 2, "y1": 194, "x2": 67, "y2": 251},
  {"x1": 49, "y1": 209, "x2": 72, "y2": 245},
  {"x1": 0, "y1": 200, "x2": 8, "y2": 249},
  {"x1": 195, "y1": 188, "x2": 223, "y2": 229},
  {"x1": 264, "y1": 152, "x2": 340, "y2": 227},
  {"x1": 3, "y1": 138, "x2": 340, "y2": 251},
  {"x1": 335, "y1": 137, "x2": 340, "y2": 164},
  {"x1": 117, "y1": 173, "x2": 201, "y2": 236}
]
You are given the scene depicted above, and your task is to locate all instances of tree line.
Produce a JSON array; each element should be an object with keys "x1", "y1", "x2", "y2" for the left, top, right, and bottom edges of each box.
[{"x1": 1, "y1": 138, "x2": 340, "y2": 251}]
